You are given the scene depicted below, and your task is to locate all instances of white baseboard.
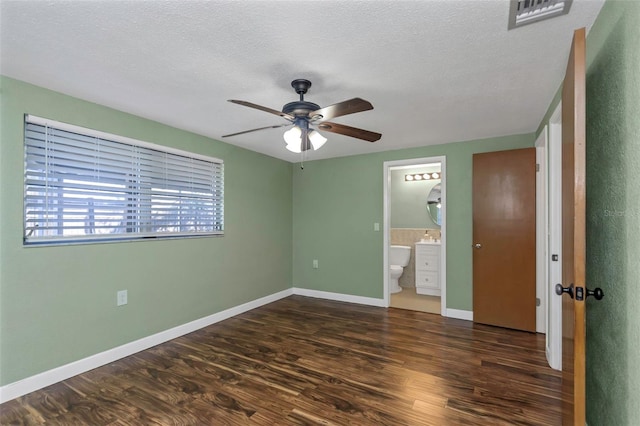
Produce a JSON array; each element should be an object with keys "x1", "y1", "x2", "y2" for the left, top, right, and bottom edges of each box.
[
  {"x1": 445, "y1": 308, "x2": 473, "y2": 321},
  {"x1": 292, "y1": 287, "x2": 386, "y2": 307},
  {"x1": 0, "y1": 288, "x2": 293, "y2": 404}
]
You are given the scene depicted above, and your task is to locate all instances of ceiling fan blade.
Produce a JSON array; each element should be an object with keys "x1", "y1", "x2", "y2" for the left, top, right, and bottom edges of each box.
[
  {"x1": 228, "y1": 100, "x2": 294, "y2": 121},
  {"x1": 222, "y1": 123, "x2": 292, "y2": 138},
  {"x1": 317, "y1": 122, "x2": 381, "y2": 142},
  {"x1": 308, "y1": 98, "x2": 373, "y2": 121}
]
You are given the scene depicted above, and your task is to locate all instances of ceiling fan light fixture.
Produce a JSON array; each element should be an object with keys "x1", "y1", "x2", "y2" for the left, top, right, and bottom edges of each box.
[
  {"x1": 224, "y1": 79, "x2": 380, "y2": 158},
  {"x1": 309, "y1": 130, "x2": 327, "y2": 150},
  {"x1": 285, "y1": 140, "x2": 302, "y2": 153},
  {"x1": 283, "y1": 126, "x2": 302, "y2": 146}
]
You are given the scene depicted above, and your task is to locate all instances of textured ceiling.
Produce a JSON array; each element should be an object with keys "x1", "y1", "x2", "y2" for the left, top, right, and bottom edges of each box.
[{"x1": 0, "y1": 0, "x2": 604, "y2": 162}]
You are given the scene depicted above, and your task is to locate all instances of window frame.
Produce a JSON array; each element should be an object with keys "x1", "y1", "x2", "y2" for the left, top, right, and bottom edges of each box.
[{"x1": 23, "y1": 115, "x2": 224, "y2": 246}]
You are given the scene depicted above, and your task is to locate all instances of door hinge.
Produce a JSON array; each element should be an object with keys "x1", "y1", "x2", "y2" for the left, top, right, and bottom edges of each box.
[
  {"x1": 536, "y1": 298, "x2": 541, "y2": 306},
  {"x1": 536, "y1": 163, "x2": 540, "y2": 172}
]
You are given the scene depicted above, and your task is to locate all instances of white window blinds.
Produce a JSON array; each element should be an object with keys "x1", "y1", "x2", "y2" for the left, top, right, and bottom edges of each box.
[{"x1": 24, "y1": 115, "x2": 223, "y2": 245}]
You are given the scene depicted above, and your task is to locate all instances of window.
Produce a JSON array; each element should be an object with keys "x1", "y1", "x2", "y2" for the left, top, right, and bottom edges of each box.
[{"x1": 24, "y1": 115, "x2": 223, "y2": 245}]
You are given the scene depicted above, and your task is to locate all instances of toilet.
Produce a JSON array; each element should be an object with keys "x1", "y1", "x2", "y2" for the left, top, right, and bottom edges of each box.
[{"x1": 389, "y1": 245, "x2": 411, "y2": 294}]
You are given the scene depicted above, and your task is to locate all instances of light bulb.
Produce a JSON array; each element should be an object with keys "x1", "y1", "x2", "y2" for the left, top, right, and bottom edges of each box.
[
  {"x1": 283, "y1": 126, "x2": 302, "y2": 146},
  {"x1": 285, "y1": 141, "x2": 302, "y2": 153},
  {"x1": 308, "y1": 130, "x2": 327, "y2": 150},
  {"x1": 423, "y1": 173, "x2": 430, "y2": 180},
  {"x1": 415, "y1": 174, "x2": 423, "y2": 180},
  {"x1": 405, "y1": 175, "x2": 414, "y2": 181},
  {"x1": 432, "y1": 172, "x2": 439, "y2": 179}
]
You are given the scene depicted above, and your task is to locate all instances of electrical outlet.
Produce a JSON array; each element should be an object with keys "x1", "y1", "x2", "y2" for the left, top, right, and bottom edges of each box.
[
  {"x1": 313, "y1": 259, "x2": 319, "y2": 269},
  {"x1": 374, "y1": 222, "x2": 380, "y2": 231},
  {"x1": 117, "y1": 290, "x2": 128, "y2": 306}
]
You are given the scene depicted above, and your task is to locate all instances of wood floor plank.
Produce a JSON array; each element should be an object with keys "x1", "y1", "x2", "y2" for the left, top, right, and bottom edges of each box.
[{"x1": 0, "y1": 295, "x2": 562, "y2": 425}]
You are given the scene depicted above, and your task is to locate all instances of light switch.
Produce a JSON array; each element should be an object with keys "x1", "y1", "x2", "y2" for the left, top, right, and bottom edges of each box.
[{"x1": 117, "y1": 290, "x2": 128, "y2": 306}]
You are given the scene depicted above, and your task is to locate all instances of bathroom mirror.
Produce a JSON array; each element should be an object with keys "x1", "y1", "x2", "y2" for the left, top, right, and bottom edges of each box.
[{"x1": 427, "y1": 183, "x2": 442, "y2": 226}]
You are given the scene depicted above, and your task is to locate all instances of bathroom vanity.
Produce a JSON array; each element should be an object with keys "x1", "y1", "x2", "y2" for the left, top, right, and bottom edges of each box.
[{"x1": 415, "y1": 241, "x2": 441, "y2": 296}]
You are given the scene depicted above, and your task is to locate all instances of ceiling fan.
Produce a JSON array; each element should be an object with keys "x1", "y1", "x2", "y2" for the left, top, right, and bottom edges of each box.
[{"x1": 222, "y1": 79, "x2": 381, "y2": 153}]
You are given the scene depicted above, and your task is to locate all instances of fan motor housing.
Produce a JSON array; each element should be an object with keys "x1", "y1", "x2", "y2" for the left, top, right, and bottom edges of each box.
[{"x1": 282, "y1": 101, "x2": 320, "y2": 117}]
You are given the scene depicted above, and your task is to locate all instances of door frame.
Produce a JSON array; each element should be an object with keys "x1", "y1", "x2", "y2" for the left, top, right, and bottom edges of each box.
[
  {"x1": 383, "y1": 156, "x2": 447, "y2": 314},
  {"x1": 547, "y1": 101, "x2": 563, "y2": 371},
  {"x1": 535, "y1": 128, "x2": 548, "y2": 334}
]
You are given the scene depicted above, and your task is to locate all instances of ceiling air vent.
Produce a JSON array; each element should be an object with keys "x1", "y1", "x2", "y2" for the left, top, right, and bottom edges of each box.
[{"x1": 508, "y1": 0, "x2": 573, "y2": 29}]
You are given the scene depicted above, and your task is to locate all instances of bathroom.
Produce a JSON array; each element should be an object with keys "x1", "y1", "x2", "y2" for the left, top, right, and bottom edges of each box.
[{"x1": 388, "y1": 161, "x2": 443, "y2": 314}]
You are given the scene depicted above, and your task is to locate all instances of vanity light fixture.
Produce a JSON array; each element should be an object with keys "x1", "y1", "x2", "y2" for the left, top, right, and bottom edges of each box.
[{"x1": 405, "y1": 172, "x2": 441, "y2": 181}]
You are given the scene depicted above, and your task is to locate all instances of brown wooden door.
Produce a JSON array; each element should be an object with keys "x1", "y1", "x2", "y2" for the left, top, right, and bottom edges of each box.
[
  {"x1": 472, "y1": 148, "x2": 536, "y2": 332},
  {"x1": 560, "y1": 27, "x2": 587, "y2": 425}
]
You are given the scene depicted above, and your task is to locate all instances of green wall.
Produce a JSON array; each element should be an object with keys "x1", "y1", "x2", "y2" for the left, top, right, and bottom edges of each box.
[
  {"x1": 390, "y1": 165, "x2": 441, "y2": 229},
  {"x1": 584, "y1": 1, "x2": 640, "y2": 424},
  {"x1": 0, "y1": 77, "x2": 293, "y2": 386},
  {"x1": 292, "y1": 133, "x2": 534, "y2": 309}
]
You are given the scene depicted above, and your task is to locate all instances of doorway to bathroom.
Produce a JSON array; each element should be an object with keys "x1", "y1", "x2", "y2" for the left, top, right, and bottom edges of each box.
[{"x1": 383, "y1": 156, "x2": 446, "y2": 315}]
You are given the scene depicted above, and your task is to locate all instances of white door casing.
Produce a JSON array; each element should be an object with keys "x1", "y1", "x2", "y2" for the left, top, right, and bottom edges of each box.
[
  {"x1": 383, "y1": 156, "x2": 447, "y2": 316},
  {"x1": 535, "y1": 128, "x2": 548, "y2": 334},
  {"x1": 547, "y1": 102, "x2": 563, "y2": 371}
]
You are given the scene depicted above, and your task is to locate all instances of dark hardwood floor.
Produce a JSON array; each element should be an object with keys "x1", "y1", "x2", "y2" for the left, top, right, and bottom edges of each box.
[{"x1": 0, "y1": 295, "x2": 562, "y2": 425}]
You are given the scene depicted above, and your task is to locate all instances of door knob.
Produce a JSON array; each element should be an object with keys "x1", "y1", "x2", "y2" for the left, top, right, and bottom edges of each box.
[
  {"x1": 473, "y1": 243, "x2": 482, "y2": 249},
  {"x1": 555, "y1": 283, "x2": 574, "y2": 299},
  {"x1": 586, "y1": 287, "x2": 604, "y2": 300}
]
